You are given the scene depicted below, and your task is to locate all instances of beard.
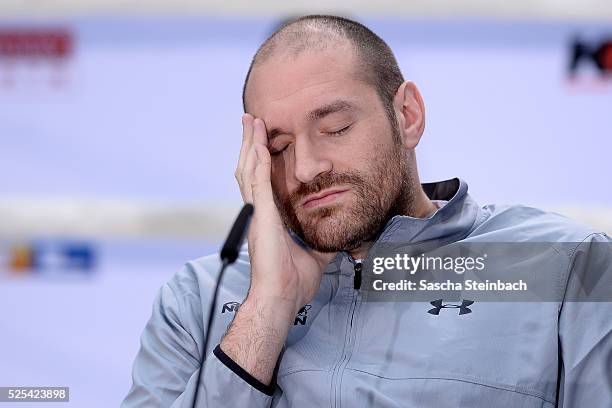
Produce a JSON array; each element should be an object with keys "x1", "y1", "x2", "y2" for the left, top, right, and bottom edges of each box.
[{"x1": 273, "y1": 127, "x2": 415, "y2": 253}]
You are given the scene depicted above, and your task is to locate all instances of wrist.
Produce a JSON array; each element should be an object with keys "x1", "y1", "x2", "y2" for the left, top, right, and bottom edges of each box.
[
  {"x1": 246, "y1": 285, "x2": 303, "y2": 317},
  {"x1": 220, "y1": 292, "x2": 294, "y2": 385}
]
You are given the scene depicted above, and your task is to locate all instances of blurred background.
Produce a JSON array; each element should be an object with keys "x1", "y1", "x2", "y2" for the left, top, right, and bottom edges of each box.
[{"x1": 0, "y1": 0, "x2": 611, "y2": 406}]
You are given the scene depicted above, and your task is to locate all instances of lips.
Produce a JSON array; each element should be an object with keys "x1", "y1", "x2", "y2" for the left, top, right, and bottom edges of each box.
[{"x1": 302, "y1": 189, "x2": 349, "y2": 209}]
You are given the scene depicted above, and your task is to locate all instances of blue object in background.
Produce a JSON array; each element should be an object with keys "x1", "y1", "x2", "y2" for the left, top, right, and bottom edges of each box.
[{"x1": 60, "y1": 242, "x2": 95, "y2": 271}]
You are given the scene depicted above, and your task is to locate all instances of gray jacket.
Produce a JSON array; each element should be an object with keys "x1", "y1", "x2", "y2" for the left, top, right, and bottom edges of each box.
[{"x1": 122, "y1": 178, "x2": 612, "y2": 407}]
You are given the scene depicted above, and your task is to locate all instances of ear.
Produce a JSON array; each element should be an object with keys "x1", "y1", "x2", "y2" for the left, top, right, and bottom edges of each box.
[{"x1": 393, "y1": 81, "x2": 426, "y2": 149}]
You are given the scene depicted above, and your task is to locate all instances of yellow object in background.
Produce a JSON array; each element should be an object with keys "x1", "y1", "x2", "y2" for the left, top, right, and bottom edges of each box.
[{"x1": 10, "y1": 244, "x2": 34, "y2": 271}]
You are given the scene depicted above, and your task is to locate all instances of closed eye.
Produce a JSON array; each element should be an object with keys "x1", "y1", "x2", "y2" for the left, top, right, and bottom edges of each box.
[
  {"x1": 269, "y1": 124, "x2": 351, "y2": 155},
  {"x1": 327, "y1": 125, "x2": 351, "y2": 136}
]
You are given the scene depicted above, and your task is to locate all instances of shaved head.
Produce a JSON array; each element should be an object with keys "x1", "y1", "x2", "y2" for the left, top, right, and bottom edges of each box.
[{"x1": 242, "y1": 15, "x2": 405, "y2": 132}]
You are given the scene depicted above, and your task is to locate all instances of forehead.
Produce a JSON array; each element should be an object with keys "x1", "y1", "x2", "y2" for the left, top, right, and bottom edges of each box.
[{"x1": 245, "y1": 46, "x2": 377, "y2": 125}]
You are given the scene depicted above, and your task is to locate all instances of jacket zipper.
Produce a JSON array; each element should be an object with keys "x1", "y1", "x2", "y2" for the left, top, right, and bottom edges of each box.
[
  {"x1": 332, "y1": 256, "x2": 362, "y2": 408},
  {"x1": 332, "y1": 226, "x2": 394, "y2": 407},
  {"x1": 353, "y1": 261, "x2": 362, "y2": 290}
]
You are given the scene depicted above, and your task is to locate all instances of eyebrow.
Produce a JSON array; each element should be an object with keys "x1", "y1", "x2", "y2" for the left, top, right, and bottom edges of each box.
[
  {"x1": 267, "y1": 99, "x2": 358, "y2": 141},
  {"x1": 307, "y1": 99, "x2": 356, "y2": 122}
]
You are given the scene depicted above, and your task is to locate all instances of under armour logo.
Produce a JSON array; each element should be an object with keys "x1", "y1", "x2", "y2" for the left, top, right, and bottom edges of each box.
[{"x1": 428, "y1": 299, "x2": 474, "y2": 315}]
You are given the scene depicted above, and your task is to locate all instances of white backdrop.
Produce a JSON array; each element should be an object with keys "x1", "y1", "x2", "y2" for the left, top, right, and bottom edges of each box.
[
  {"x1": 1, "y1": 18, "x2": 611, "y2": 207},
  {"x1": 0, "y1": 16, "x2": 611, "y2": 407}
]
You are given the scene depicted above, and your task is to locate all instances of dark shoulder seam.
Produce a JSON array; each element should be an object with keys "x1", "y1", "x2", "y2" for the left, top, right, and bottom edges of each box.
[
  {"x1": 558, "y1": 232, "x2": 607, "y2": 314},
  {"x1": 213, "y1": 344, "x2": 276, "y2": 396}
]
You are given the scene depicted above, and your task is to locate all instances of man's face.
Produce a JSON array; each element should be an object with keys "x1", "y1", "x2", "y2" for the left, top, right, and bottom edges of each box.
[{"x1": 245, "y1": 44, "x2": 412, "y2": 252}]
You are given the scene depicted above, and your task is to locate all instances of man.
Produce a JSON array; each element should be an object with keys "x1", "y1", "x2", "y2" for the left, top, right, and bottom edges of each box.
[{"x1": 122, "y1": 15, "x2": 612, "y2": 407}]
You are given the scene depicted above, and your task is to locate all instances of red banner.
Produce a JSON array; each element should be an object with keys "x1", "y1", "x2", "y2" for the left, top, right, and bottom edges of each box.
[{"x1": 0, "y1": 29, "x2": 73, "y2": 59}]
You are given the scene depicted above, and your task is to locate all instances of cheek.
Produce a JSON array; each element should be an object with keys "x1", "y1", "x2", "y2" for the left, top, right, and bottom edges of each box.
[
  {"x1": 357, "y1": 123, "x2": 397, "y2": 161},
  {"x1": 342, "y1": 122, "x2": 386, "y2": 159}
]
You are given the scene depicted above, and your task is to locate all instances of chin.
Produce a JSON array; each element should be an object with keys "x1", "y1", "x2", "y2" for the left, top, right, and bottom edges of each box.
[
  {"x1": 299, "y1": 208, "x2": 363, "y2": 252},
  {"x1": 298, "y1": 203, "x2": 344, "y2": 230}
]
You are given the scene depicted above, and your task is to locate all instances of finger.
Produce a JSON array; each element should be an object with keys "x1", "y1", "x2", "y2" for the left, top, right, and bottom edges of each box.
[
  {"x1": 252, "y1": 114, "x2": 268, "y2": 147},
  {"x1": 251, "y1": 118, "x2": 275, "y2": 210},
  {"x1": 241, "y1": 117, "x2": 267, "y2": 205},
  {"x1": 251, "y1": 142, "x2": 275, "y2": 212},
  {"x1": 236, "y1": 114, "x2": 255, "y2": 202},
  {"x1": 236, "y1": 113, "x2": 254, "y2": 184},
  {"x1": 241, "y1": 144, "x2": 257, "y2": 204}
]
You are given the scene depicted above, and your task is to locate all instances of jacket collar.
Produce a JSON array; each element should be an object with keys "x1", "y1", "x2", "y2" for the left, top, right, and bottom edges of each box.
[
  {"x1": 323, "y1": 177, "x2": 483, "y2": 274},
  {"x1": 378, "y1": 177, "x2": 481, "y2": 244}
]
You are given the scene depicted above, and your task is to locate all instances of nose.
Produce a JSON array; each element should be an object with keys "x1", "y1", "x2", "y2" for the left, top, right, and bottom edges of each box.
[{"x1": 293, "y1": 135, "x2": 332, "y2": 184}]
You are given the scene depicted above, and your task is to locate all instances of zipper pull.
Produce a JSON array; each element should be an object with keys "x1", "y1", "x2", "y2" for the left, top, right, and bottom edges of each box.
[{"x1": 353, "y1": 261, "x2": 362, "y2": 290}]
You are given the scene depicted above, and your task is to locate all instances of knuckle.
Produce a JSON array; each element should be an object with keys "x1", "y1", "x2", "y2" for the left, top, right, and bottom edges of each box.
[
  {"x1": 239, "y1": 168, "x2": 248, "y2": 181},
  {"x1": 250, "y1": 180, "x2": 263, "y2": 193}
]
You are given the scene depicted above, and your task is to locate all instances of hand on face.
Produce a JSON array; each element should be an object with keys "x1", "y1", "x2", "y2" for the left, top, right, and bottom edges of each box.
[{"x1": 235, "y1": 113, "x2": 336, "y2": 312}]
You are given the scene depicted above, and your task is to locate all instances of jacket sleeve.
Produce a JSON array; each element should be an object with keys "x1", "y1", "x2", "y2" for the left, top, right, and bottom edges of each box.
[
  {"x1": 121, "y1": 263, "x2": 275, "y2": 407},
  {"x1": 557, "y1": 233, "x2": 612, "y2": 407}
]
